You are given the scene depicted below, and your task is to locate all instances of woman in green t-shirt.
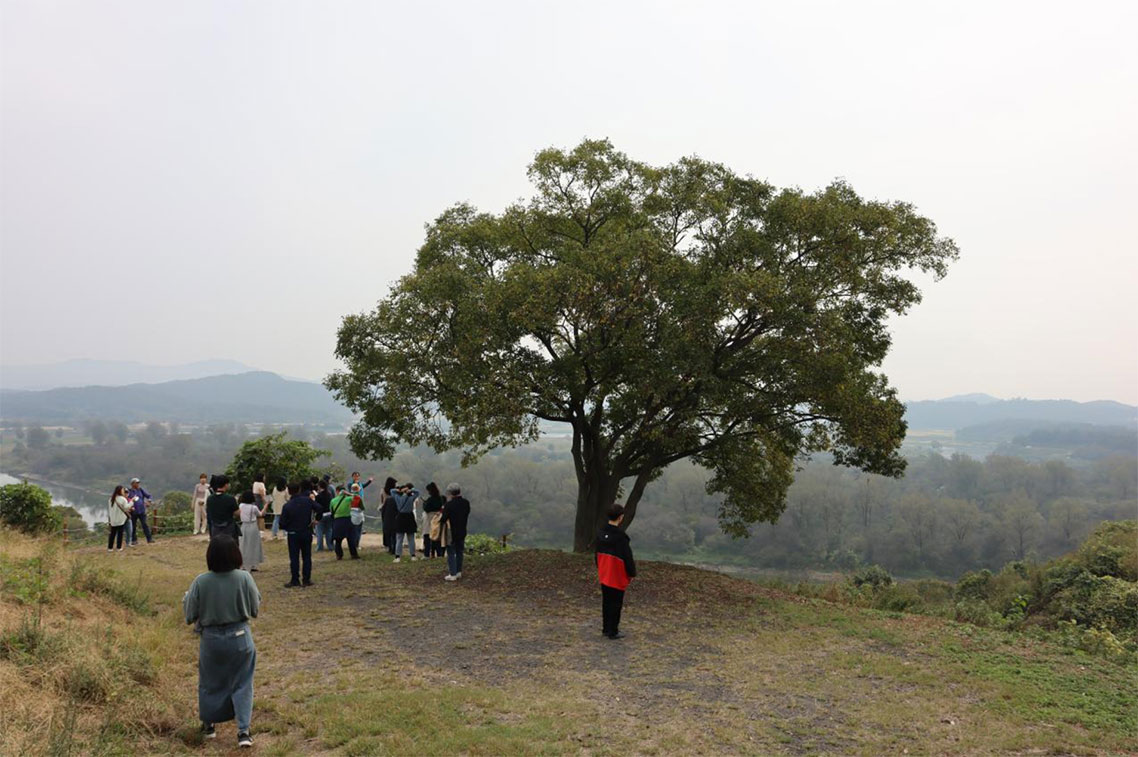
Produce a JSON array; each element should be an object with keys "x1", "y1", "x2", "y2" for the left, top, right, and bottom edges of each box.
[{"x1": 183, "y1": 536, "x2": 261, "y2": 748}]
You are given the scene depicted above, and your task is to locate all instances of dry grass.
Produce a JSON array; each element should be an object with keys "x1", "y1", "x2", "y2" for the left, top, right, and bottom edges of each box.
[{"x1": 2, "y1": 531, "x2": 1134, "y2": 755}]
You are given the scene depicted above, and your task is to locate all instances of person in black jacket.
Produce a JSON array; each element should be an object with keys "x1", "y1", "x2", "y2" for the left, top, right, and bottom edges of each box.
[
  {"x1": 313, "y1": 480, "x2": 333, "y2": 552},
  {"x1": 439, "y1": 483, "x2": 470, "y2": 581},
  {"x1": 380, "y1": 477, "x2": 398, "y2": 555},
  {"x1": 595, "y1": 504, "x2": 636, "y2": 639},
  {"x1": 278, "y1": 482, "x2": 316, "y2": 588}
]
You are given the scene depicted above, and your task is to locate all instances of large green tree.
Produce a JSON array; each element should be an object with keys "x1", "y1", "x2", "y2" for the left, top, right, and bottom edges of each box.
[
  {"x1": 224, "y1": 432, "x2": 334, "y2": 495},
  {"x1": 327, "y1": 140, "x2": 958, "y2": 551}
]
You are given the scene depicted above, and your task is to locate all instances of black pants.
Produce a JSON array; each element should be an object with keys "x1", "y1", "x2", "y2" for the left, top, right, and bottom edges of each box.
[
  {"x1": 601, "y1": 585, "x2": 625, "y2": 636},
  {"x1": 425, "y1": 536, "x2": 445, "y2": 557},
  {"x1": 332, "y1": 518, "x2": 358, "y2": 559},
  {"x1": 131, "y1": 511, "x2": 153, "y2": 543},
  {"x1": 108, "y1": 524, "x2": 125, "y2": 550},
  {"x1": 287, "y1": 531, "x2": 312, "y2": 584}
]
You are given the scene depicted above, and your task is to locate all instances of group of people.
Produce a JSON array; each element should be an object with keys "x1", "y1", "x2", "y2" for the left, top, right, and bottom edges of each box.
[
  {"x1": 272, "y1": 476, "x2": 471, "y2": 588},
  {"x1": 177, "y1": 471, "x2": 473, "y2": 748},
  {"x1": 105, "y1": 477, "x2": 155, "y2": 550},
  {"x1": 173, "y1": 468, "x2": 635, "y2": 748}
]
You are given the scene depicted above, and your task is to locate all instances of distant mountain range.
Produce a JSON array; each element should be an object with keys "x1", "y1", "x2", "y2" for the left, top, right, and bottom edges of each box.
[
  {"x1": 1, "y1": 363, "x2": 1133, "y2": 433},
  {"x1": 903, "y1": 397, "x2": 1137, "y2": 431},
  {"x1": 0, "y1": 372, "x2": 352, "y2": 425},
  {"x1": 0, "y1": 359, "x2": 266, "y2": 391}
]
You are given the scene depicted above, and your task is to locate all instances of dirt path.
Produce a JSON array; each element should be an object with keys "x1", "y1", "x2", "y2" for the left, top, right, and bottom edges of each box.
[{"x1": 115, "y1": 535, "x2": 1134, "y2": 755}]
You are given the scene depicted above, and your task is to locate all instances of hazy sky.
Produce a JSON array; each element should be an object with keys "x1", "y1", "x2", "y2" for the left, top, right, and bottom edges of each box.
[{"x1": 2, "y1": 0, "x2": 1136, "y2": 403}]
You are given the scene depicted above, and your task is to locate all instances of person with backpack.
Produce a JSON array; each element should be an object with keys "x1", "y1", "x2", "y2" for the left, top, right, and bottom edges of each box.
[
  {"x1": 420, "y1": 482, "x2": 446, "y2": 558},
  {"x1": 391, "y1": 483, "x2": 419, "y2": 562},
  {"x1": 329, "y1": 485, "x2": 361, "y2": 560},
  {"x1": 206, "y1": 475, "x2": 240, "y2": 541},
  {"x1": 595, "y1": 504, "x2": 637, "y2": 640},
  {"x1": 438, "y1": 483, "x2": 470, "y2": 581}
]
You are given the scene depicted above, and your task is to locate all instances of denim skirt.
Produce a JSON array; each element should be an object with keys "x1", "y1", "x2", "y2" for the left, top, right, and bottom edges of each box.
[{"x1": 198, "y1": 622, "x2": 256, "y2": 725}]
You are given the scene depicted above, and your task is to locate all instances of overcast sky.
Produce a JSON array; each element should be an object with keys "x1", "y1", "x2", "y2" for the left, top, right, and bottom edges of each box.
[{"x1": 2, "y1": 0, "x2": 1136, "y2": 403}]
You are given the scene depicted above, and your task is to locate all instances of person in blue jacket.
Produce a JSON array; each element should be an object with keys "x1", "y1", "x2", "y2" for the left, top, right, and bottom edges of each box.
[
  {"x1": 391, "y1": 483, "x2": 419, "y2": 562},
  {"x1": 127, "y1": 477, "x2": 154, "y2": 544}
]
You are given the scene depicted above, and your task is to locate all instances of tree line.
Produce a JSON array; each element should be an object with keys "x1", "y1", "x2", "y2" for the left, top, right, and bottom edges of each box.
[{"x1": 2, "y1": 421, "x2": 1133, "y2": 578}]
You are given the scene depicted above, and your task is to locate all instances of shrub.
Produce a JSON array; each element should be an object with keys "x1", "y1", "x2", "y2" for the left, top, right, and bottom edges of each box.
[
  {"x1": 1074, "y1": 520, "x2": 1137, "y2": 580},
  {"x1": 954, "y1": 599, "x2": 1004, "y2": 627},
  {"x1": 872, "y1": 584, "x2": 921, "y2": 612},
  {"x1": 161, "y1": 491, "x2": 193, "y2": 512},
  {"x1": 0, "y1": 481, "x2": 61, "y2": 534},
  {"x1": 955, "y1": 569, "x2": 993, "y2": 601},
  {"x1": 850, "y1": 564, "x2": 893, "y2": 590},
  {"x1": 463, "y1": 533, "x2": 511, "y2": 556},
  {"x1": 154, "y1": 509, "x2": 194, "y2": 535}
]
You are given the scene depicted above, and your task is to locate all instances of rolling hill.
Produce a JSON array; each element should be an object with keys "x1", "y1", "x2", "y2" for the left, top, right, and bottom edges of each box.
[
  {"x1": 903, "y1": 397, "x2": 1137, "y2": 430},
  {"x1": 0, "y1": 371, "x2": 352, "y2": 424}
]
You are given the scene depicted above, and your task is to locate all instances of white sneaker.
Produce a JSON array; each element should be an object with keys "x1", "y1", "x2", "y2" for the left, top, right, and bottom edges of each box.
[
  {"x1": 455, "y1": 572, "x2": 462, "y2": 579},
  {"x1": 393, "y1": 557, "x2": 401, "y2": 563},
  {"x1": 444, "y1": 574, "x2": 457, "y2": 581}
]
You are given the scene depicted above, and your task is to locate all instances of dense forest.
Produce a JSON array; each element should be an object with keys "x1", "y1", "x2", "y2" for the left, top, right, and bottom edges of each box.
[{"x1": 2, "y1": 421, "x2": 1134, "y2": 579}]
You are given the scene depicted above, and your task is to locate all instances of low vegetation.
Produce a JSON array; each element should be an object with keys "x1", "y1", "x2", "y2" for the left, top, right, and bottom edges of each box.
[
  {"x1": 1, "y1": 522, "x2": 1134, "y2": 755},
  {"x1": 765, "y1": 520, "x2": 1138, "y2": 665},
  {"x1": 0, "y1": 532, "x2": 184, "y2": 756}
]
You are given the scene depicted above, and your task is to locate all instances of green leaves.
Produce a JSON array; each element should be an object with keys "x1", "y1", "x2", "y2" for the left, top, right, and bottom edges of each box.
[
  {"x1": 326, "y1": 139, "x2": 957, "y2": 544},
  {"x1": 223, "y1": 432, "x2": 332, "y2": 494}
]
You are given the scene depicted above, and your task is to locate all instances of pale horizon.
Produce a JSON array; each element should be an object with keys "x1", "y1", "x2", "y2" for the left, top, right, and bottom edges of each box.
[{"x1": 3, "y1": 1, "x2": 1137, "y2": 405}]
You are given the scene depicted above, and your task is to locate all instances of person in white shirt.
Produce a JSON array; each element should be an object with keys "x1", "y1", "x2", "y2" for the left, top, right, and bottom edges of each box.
[
  {"x1": 192, "y1": 474, "x2": 210, "y2": 535},
  {"x1": 107, "y1": 485, "x2": 131, "y2": 551},
  {"x1": 237, "y1": 491, "x2": 265, "y2": 571}
]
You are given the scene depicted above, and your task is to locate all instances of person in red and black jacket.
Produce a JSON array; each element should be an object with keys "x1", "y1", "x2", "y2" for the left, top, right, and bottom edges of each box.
[{"x1": 595, "y1": 504, "x2": 636, "y2": 639}]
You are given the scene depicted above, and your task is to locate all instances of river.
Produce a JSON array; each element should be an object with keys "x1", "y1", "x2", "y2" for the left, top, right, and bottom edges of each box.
[{"x1": 0, "y1": 472, "x2": 109, "y2": 528}]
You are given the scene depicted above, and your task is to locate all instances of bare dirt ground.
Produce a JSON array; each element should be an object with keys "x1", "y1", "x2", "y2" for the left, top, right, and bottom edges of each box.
[{"x1": 55, "y1": 534, "x2": 1138, "y2": 755}]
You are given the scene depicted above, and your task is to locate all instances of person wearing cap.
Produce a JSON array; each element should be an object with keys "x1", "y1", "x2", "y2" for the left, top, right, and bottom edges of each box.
[
  {"x1": 438, "y1": 483, "x2": 470, "y2": 581},
  {"x1": 595, "y1": 504, "x2": 637, "y2": 640},
  {"x1": 128, "y1": 477, "x2": 154, "y2": 544}
]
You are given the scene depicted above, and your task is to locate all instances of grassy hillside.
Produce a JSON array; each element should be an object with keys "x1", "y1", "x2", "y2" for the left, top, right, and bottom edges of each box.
[{"x1": 1, "y1": 532, "x2": 1134, "y2": 755}]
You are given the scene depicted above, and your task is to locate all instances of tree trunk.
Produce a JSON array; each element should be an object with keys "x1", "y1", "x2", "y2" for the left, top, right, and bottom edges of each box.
[{"x1": 572, "y1": 471, "x2": 620, "y2": 552}]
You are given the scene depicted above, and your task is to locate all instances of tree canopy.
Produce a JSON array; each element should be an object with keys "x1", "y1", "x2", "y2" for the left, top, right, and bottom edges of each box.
[
  {"x1": 224, "y1": 432, "x2": 333, "y2": 495},
  {"x1": 327, "y1": 139, "x2": 958, "y2": 550},
  {"x1": 0, "y1": 481, "x2": 60, "y2": 534}
]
